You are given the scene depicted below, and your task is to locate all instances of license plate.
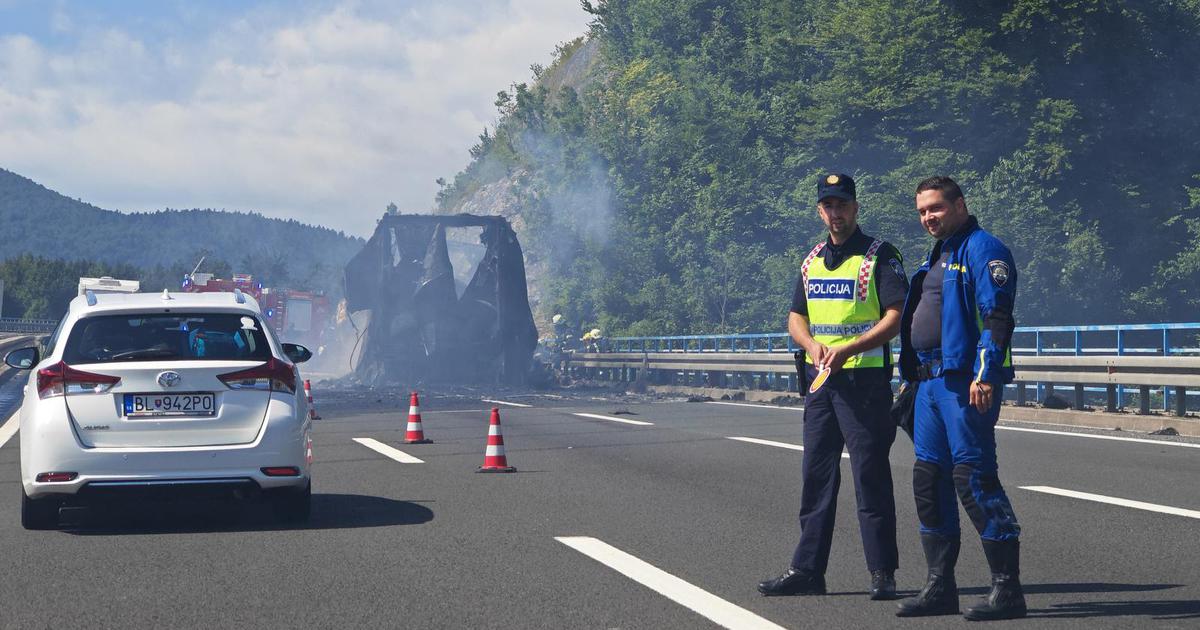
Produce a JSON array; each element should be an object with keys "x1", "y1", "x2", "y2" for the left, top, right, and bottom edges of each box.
[{"x1": 123, "y1": 393, "x2": 216, "y2": 417}]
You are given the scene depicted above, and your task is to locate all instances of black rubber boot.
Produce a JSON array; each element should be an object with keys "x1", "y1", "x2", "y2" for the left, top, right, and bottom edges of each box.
[
  {"x1": 964, "y1": 539, "x2": 1027, "y2": 621},
  {"x1": 896, "y1": 534, "x2": 960, "y2": 617}
]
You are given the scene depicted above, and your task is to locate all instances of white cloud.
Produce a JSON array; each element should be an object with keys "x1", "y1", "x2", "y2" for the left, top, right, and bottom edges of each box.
[{"x1": 0, "y1": 0, "x2": 591, "y2": 237}]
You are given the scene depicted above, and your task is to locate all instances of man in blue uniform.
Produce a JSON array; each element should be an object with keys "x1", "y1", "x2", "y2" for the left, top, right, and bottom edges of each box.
[
  {"x1": 895, "y1": 176, "x2": 1026, "y2": 621},
  {"x1": 758, "y1": 173, "x2": 908, "y2": 600}
]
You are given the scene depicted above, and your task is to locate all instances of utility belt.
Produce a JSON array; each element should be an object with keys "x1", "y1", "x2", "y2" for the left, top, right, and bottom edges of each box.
[{"x1": 913, "y1": 349, "x2": 943, "y2": 382}]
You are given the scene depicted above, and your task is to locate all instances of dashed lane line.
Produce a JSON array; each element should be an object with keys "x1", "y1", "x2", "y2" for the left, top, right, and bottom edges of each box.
[
  {"x1": 727, "y1": 436, "x2": 850, "y2": 459},
  {"x1": 1021, "y1": 486, "x2": 1200, "y2": 520},
  {"x1": 705, "y1": 401, "x2": 804, "y2": 411},
  {"x1": 352, "y1": 438, "x2": 425, "y2": 464},
  {"x1": 998, "y1": 426, "x2": 1200, "y2": 449},
  {"x1": 572, "y1": 412, "x2": 654, "y2": 426},
  {"x1": 483, "y1": 399, "x2": 533, "y2": 408},
  {"x1": 555, "y1": 536, "x2": 787, "y2": 630}
]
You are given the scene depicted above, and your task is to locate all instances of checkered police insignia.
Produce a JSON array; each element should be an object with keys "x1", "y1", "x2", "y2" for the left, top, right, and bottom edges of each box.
[
  {"x1": 801, "y1": 242, "x2": 825, "y2": 288},
  {"x1": 856, "y1": 239, "x2": 884, "y2": 301},
  {"x1": 988, "y1": 260, "x2": 1010, "y2": 287},
  {"x1": 826, "y1": 174, "x2": 839, "y2": 185}
]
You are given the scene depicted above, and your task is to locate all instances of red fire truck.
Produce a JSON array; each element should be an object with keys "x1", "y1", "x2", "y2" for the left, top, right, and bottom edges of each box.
[{"x1": 182, "y1": 272, "x2": 332, "y2": 349}]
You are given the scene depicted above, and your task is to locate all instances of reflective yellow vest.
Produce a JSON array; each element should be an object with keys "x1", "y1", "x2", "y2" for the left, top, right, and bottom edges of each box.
[{"x1": 800, "y1": 239, "x2": 887, "y2": 369}]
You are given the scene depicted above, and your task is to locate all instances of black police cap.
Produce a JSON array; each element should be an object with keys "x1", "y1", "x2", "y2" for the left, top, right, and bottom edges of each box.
[{"x1": 817, "y1": 173, "x2": 856, "y2": 202}]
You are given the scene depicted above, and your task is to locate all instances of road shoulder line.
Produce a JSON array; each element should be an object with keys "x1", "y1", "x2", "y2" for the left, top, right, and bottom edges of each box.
[
  {"x1": 705, "y1": 401, "x2": 803, "y2": 411},
  {"x1": 0, "y1": 414, "x2": 18, "y2": 449},
  {"x1": 1020, "y1": 485, "x2": 1200, "y2": 520},
  {"x1": 999, "y1": 425, "x2": 1200, "y2": 449}
]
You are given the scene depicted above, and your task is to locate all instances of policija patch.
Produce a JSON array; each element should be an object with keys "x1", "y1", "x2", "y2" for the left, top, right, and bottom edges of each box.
[{"x1": 988, "y1": 260, "x2": 1011, "y2": 287}]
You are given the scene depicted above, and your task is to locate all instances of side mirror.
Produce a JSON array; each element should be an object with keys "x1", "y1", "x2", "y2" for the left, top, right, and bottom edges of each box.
[
  {"x1": 4, "y1": 347, "x2": 40, "y2": 370},
  {"x1": 282, "y1": 343, "x2": 312, "y2": 364}
]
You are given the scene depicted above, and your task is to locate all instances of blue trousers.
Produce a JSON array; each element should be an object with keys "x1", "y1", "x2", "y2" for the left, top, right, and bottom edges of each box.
[
  {"x1": 792, "y1": 368, "x2": 898, "y2": 574},
  {"x1": 913, "y1": 371, "x2": 1020, "y2": 541}
]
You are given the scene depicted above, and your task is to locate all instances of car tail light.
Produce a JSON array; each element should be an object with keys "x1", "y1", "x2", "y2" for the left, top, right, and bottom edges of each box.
[
  {"x1": 218, "y1": 358, "x2": 297, "y2": 394},
  {"x1": 37, "y1": 362, "x2": 121, "y2": 399},
  {"x1": 36, "y1": 472, "x2": 78, "y2": 482},
  {"x1": 261, "y1": 466, "x2": 300, "y2": 477}
]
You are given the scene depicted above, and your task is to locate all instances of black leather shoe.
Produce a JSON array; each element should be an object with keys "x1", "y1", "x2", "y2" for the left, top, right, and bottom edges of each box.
[
  {"x1": 896, "y1": 534, "x2": 961, "y2": 617},
  {"x1": 870, "y1": 570, "x2": 897, "y2": 600},
  {"x1": 964, "y1": 539, "x2": 1026, "y2": 621},
  {"x1": 757, "y1": 568, "x2": 826, "y2": 596}
]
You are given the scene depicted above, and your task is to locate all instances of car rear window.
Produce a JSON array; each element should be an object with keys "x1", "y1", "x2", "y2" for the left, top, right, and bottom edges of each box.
[{"x1": 62, "y1": 313, "x2": 273, "y2": 363}]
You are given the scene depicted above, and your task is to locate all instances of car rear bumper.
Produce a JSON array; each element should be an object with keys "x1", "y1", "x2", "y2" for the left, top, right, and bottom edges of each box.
[{"x1": 22, "y1": 399, "x2": 310, "y2": 499}]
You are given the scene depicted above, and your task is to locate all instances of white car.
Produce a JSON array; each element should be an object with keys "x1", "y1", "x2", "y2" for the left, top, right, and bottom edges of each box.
[{"x1": 4, "y1": 290, "x2": 313, "y2": 529}]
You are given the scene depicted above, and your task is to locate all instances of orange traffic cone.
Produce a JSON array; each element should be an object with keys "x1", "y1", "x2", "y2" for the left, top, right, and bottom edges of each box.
[
  {"x1": 476, "y1": 407, "x2": 516, "y2": 473},
  {"x1": 405, "y1": 391, "x2": 433, "y2": 444},
  {"x1": 304, "y1": 379, "x2": 322, "y2": 420}
]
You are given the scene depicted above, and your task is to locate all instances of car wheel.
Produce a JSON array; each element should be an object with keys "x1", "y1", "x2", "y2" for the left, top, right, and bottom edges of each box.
[
  {"x1": 269, "y1": 481, "x2": 311, "y2": 524},
  {"x1": 21, "y1": 489, "x2": 60, "y2": 530}
]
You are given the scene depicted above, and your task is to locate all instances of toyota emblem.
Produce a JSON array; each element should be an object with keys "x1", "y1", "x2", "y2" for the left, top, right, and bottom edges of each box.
[{"x1": 157, "y1": 371, "x2": 182, "y2": 388}]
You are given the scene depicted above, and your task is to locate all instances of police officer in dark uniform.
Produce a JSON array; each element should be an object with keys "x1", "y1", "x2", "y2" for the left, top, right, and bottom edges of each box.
[
  {"x1": 895, "y1": 176, "x2": 1025, "y2": 620},
  {"x1": 759, "y1": 173, "x2": 909, "y2": 600}
]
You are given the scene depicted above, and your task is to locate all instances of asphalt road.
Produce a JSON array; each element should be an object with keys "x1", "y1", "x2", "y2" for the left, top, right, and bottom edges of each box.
[{"x1": 0, "y1": 381, "x2": 1197, "y2": 629}]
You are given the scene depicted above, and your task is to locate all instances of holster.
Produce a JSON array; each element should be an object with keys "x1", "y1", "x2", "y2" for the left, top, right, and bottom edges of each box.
[{"x1": 794, "y1": 351, "x2": 809, "y2": 391}]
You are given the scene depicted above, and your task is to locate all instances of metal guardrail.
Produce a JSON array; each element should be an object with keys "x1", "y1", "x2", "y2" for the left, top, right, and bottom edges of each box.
[
  {"x1": 581, "y1": 323, "x2": 1200, "y2": 417},
  {"x1": 569, "y1": 351, "x2": 1200, "y2": 416},
  {"x1": 607, "y1": 323, "x2": 1200, "y2": 355},
  {"x1": 0, "y1": 318, "x2": 58, "y2": 334}
]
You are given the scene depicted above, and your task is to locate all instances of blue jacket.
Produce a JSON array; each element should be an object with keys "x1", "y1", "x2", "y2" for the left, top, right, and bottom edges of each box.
[{"x1": 899, "y1": 216, "x2": 1016, "y2": 385}]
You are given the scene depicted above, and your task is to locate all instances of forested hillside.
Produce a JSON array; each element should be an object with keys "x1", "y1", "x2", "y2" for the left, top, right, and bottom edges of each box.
[
  {"x1": 437, "y1": 0, "x2": 1200, "y2": 335},
  {"x1": 0, "y1": 168, "x2": 364, "y2": 312}
]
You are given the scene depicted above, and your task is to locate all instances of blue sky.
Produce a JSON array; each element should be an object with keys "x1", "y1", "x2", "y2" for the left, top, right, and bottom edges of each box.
[{"x1": 0, "y1": 1, "x2": 592, "y2": 236}]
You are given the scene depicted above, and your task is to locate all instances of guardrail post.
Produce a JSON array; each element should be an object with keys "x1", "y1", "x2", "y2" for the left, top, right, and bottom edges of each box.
[
  {"x1": 1138, "y1": 385, "x2": 1151, "y2": 415},
  {"x1": 1176, "y1": 387, "x2": 1187, "y2": 417},
  {"x1": 1035, "y1": 332, "x2": 1044, "y2": 401},
  {"x1": 1163, "y1": 330, "x2": 1170, "y2": 412},
  {"x1": 1106, "y1": 385, "x2": 1118, "y2": 412},
  {"x1": 1116, "y1": 330, "x2": 1125, "y2": 409},
  {"x1": 1074, "y1": 384, "x2": 1085, "y2": 410},
  {"x1": 1016, "y1": 382, "x2": 1027, "y2": 406}
]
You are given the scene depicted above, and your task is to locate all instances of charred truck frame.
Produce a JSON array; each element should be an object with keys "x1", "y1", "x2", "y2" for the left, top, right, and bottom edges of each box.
[{"x1": 344, "y1": 214, "x2": 538, "y2": 386}]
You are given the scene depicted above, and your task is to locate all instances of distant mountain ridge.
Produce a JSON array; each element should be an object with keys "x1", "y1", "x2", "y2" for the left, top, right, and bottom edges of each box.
[{"x1": 0, "y1": 168, "x2": 363, "y2": 291}]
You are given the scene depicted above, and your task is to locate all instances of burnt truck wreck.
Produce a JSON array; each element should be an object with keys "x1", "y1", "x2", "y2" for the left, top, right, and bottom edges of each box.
[{"x1": 344, "y1": 213, "x2": 538, "y2": 386}]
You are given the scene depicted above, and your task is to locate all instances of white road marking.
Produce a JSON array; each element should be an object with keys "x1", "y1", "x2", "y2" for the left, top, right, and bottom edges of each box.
[
  {"x1": 483, "y1": 399, "x2": 532, "y2": 408},
  {"x1": 727, "y1": 436, "x2": 849, "y2": 458},
  {"x1": 999, "y1": 425, "x2": 1200, "y2": 449},
  {"x1": 572, "y1": 412, "x2": 654, "y2": 426},
  {"x1": 1021, "y1": 486, "x2": 1200, "y2": 520},
  {"x1": 352, "y1": 438, "x2": 425, "y2": 463},
  {"x1": 555, "y1": 536, "x2": 787, "y2": 630},
  {"x1": 705, "y1": 401, "x2": 803, "y2": 411},
  {"x1": 0, "y1": 415, "x2": 18, "y2": 449}
]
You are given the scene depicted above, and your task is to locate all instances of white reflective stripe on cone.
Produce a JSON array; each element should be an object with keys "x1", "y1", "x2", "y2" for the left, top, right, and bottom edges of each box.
[
  {"x1": 485, "y1": 445, "x2": 506, "y2": 456},
  {"x1": 407, "y1": 422, "x2": 422, "y2": 431},
  {"x1": 409, "y1": 406, "x2": 419, "y2": 414},
  {"x1": 489, "y1": 425, "x2": 502, "y2": 436}
]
